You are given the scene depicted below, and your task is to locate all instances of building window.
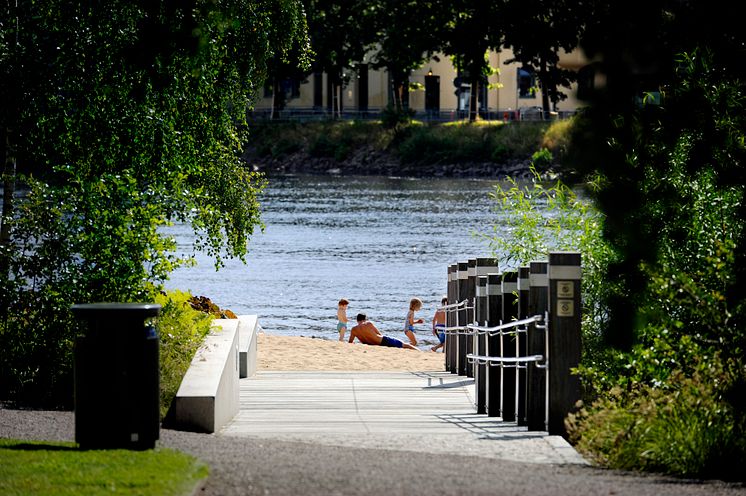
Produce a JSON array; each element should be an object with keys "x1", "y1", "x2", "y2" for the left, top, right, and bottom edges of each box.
[
  {"x1": 282, "y1": 78, "x2": 301, "y2": 99},
  {"x1": 518, "y1": 68, "x2": 536, "y2": 99}
]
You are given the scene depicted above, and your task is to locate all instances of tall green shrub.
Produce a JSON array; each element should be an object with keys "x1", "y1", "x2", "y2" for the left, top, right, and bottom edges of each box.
[
  {"x1": 566, "y1": 48, "x2": 746, "y2": 479},
  {"x1": 156, "y1": 291, "x2": 213, "y2": 419},
  {"x1": 480, "y1": 165, "x2": 615, "y2": 366}
]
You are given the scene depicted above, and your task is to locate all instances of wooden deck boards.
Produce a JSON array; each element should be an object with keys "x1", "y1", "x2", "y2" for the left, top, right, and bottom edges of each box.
[
  {"x1": 219, "y1": 370, "x2": 590, "y2": 466},
  {"x1": 222, "y1": 371, "x2": 479, "y2": 436}
]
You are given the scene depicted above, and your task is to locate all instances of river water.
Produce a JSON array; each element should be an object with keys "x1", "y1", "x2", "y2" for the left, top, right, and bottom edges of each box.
[{"x1": 164, "y1": 174, "x2": 502, "y2": 347}]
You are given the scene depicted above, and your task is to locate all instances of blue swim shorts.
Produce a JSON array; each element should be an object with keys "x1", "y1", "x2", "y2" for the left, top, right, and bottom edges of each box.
[
  {"x1": 438, "y1": 332, "x2": 445, "y2": 344},
  {"x1": 337, "y1": 321, "x2": 347, "y2": 332},
  {"x1": 380, "y1": 336, "x2": 404, "y2": 348}
]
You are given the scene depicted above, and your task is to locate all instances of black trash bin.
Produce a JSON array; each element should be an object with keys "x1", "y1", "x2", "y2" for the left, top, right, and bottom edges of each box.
[{"x1": 71, "y1": 303, "x2": 161, "y2": 450}]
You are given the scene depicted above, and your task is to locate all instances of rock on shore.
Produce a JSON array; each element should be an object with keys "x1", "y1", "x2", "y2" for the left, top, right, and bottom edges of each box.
[{"x1": 245, "y1": 146, "x2": 545, "y2": 179}]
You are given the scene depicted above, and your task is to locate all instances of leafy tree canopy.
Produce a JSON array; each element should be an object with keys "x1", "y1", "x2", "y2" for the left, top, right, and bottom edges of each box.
[
  {"x1": 368, "y1": 0, "x2": 444, "y2": 112},
  {"x1": 0, "y1": 0, "x2": 308, "y2": 406}
]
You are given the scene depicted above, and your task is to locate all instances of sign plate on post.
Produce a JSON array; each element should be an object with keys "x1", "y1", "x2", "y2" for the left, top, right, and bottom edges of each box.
[
  {"x1": 557, "y1": 299, "x2": 574, "y2": 317},
  {"x1": 557, "y1": 281, "x2": 574, "y2": 299}
]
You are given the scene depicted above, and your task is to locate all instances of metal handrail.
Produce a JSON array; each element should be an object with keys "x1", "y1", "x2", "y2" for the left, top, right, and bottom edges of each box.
[
  {"x1": 443, "y1": 299, "x2": 473, "y2": 336},
  {"x1": 466, "y1": 311, "x2": 549, "y2": 429},
  {"x1": 438, "y1": 300, "x2": 468, "y2": 311},
  {"x1": 466, "y1": 315, "x2": 543, "y2": 336}
]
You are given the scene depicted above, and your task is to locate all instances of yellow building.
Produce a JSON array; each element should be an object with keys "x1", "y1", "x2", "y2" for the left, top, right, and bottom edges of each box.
[{"x1": 252, "y1": 47, "x2": 587, "y2": 120}]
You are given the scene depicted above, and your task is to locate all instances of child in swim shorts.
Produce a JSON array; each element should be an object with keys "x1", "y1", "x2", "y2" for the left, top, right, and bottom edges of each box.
[
  {"x1": 337, "y1": 298, "x2": 349, "y2": 341},
  {"x1": 431, "y1": 296, "x2": 447, "y2": 352}
]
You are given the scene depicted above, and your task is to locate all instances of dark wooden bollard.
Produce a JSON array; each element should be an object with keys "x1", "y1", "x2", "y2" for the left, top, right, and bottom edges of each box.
[
  {"x1": 463, "y1": 259, "x2": 477, "y2": 377},
  {"x1": 516, "y1": 266, "x2": 530, "y2": 426},
  {"x1": 474, "y1": 257, "x2": 498, "y2": 413},
  {"x1": 486, "y1": 273, "x2": 502, "y2": 417},
  {"x1": 475, "y1": 275, "x2": 488, "y2": 414},
  {"x1": 446, "y1": 264, "x2": 457, "y2": 372},
  {"x1": 548, "y1": 252, "x2": 582, "y2": 436},
  {"x1": 501, "y1": 271, "x2": 518, "y2": 421},
  {"x1": 456, "y1": 261, "x2": 469, "y2": 376},
  {"x1": 527, "y1": 261, "x2": 549, "y2": 431}
]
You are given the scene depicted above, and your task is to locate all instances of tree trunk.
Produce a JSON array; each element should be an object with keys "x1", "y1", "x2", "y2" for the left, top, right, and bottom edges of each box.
[
  {"x1": 1, "y1": 128, "x2": 16, "y2": 280},
  {"x1": 469, "y1": 78, "x2": 479, "y2": 122},
  {"x1": 392, "y1": 77, "x2": 402, "y2": 112},
  {"x1": 334, "y1": 83, "x2": 344, "y2": 119},
  {"x1": 539, "y1": 58, "x2": 551, "y2": 119},
  {"x1": 271, "y1": 78, "x2": 285, "y2": 120}
]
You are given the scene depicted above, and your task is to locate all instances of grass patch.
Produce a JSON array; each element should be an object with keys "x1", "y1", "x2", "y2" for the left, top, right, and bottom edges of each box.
[
  {"x1": 396, "y1": 121, "x2": 549, "y2": 164},
  {"x1": 249, "y1": 120, "x2": 391, "y2": 160},
  {"x1": 246, "y1": 119, "x2": 566, "y2": 167},
  {"x1": 0, "y1": 439, "x2": 208, "y2": 496}
]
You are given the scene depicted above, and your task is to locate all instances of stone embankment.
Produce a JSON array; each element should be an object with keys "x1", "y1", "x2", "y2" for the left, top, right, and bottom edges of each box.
[{"x1": 245, "y1": 147, "x2": 544, "y2": 179}]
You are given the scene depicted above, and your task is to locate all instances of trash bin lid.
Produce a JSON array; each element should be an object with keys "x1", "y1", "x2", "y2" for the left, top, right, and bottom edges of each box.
[{"x1": 71, "y1": 302, "x2": 162, "y2": 319}]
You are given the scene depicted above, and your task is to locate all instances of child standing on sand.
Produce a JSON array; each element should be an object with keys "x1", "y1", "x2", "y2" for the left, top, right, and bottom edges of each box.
[
  {"x1": 404, "y1": 297, "x2": 424, "y2": 346},
  {"x1": 337, "y1": 298, "x2": 349, "y2": 341},
  {"x1": 431, "y1": 296, "x2": 447, "y2": 352}
]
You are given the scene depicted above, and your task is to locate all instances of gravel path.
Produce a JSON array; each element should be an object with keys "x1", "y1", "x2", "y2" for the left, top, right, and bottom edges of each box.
[{"x1": 2, "y1": 409, "x2": 745, "y2": 496}]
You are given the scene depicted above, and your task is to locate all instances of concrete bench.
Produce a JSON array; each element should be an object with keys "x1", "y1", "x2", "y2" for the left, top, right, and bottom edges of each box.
[
  {"x1": 173, "y1": 319, "x2": 240, "y2": 433},
  {"x1": 238, "y1": 315, "x2": 260, "y2": 378}
]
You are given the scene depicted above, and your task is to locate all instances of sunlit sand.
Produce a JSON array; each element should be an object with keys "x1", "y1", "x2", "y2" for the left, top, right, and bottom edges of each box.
[{"x1": 258, "y1": 333, "x2": 445, "y2": 371}]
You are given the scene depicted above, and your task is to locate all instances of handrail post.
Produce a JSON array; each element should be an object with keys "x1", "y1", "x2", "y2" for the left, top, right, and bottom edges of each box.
[
  {"x1": 527, "y1": 261, "x2": 549, "y2": 431},
  {"x1": 456, "y1": 261, "x2": 469, "y2": 376},
  {"x1": 486, "y1": 273, "x2": 502, "y2": 417},
  {"x1": 548, "y1": 252, "x2": 582, "y2": 437},
  {"x1": 501, "y1": 271, "x2": 518, "y2": 421},
  {"x1": 516, "y1": 266, "x2": 530, "y2": 426}
]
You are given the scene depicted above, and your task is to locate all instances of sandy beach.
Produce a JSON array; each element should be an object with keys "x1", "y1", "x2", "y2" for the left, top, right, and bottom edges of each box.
[{"x1": 258, "y1": 332, "x2": 446, "y2": 371}]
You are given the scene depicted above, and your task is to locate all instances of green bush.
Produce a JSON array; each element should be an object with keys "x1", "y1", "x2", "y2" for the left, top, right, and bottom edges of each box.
[
  {"x1": 397, "y1": 123, "x2": 492, "y2": 164},
  {"x1": 541, "y1": 117, "x2": 575, "y2": 160},
  {"x1": 491, "y1": 122, "x2": 550, "y2": 157},
  {"x1": 480, "y1": 166, "x2": 616, "y2": 369},
  {"x1": 490, "y1": 144, "x2": 509, "y2": 162},
  {"x1": 270, "y1": 138, "x2": 302, "y2": 158},
  {"x1": 568, "y1": 356, "x2": 746, "y2": 479},
  {"x1": 395, "y1": 121, "x2": 554, "y2": 165},
  {"x1": 155, "y1": 290, "x2": 214, "y2": 419},
  {"x1": 0, "y1": 173, "x2": 185, "y2": 408},
  {"x1": 308, "y1": 133, "x2": 338, "y2": 158},
  {"x1": 380, "y1": 105, "x2": 415, "y2": 128},
  {"x1": 530, "y1": 148, "x2": 553, "y2": 169}
]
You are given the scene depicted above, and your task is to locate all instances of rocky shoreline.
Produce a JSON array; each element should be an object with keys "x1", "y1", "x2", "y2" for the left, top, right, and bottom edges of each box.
[{"x1": 245, "y1": 147, "x2": 544, "y2": 179}]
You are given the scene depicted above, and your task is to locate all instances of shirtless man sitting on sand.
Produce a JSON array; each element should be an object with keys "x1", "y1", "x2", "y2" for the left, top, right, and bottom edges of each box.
[{"x1": 348, "y1": 313, "x2": 419, "y2": 350}]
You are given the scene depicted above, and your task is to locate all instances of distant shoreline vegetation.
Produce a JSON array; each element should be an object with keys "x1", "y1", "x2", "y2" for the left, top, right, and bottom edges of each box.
[{"x1": 243, "y1": 119, "x2": 573, "y2": 178}]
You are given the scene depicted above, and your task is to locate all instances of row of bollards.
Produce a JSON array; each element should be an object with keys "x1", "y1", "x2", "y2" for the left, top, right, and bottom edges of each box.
[{"x1": 444, "y1": 253, "x2": 582, "y2": 436}]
